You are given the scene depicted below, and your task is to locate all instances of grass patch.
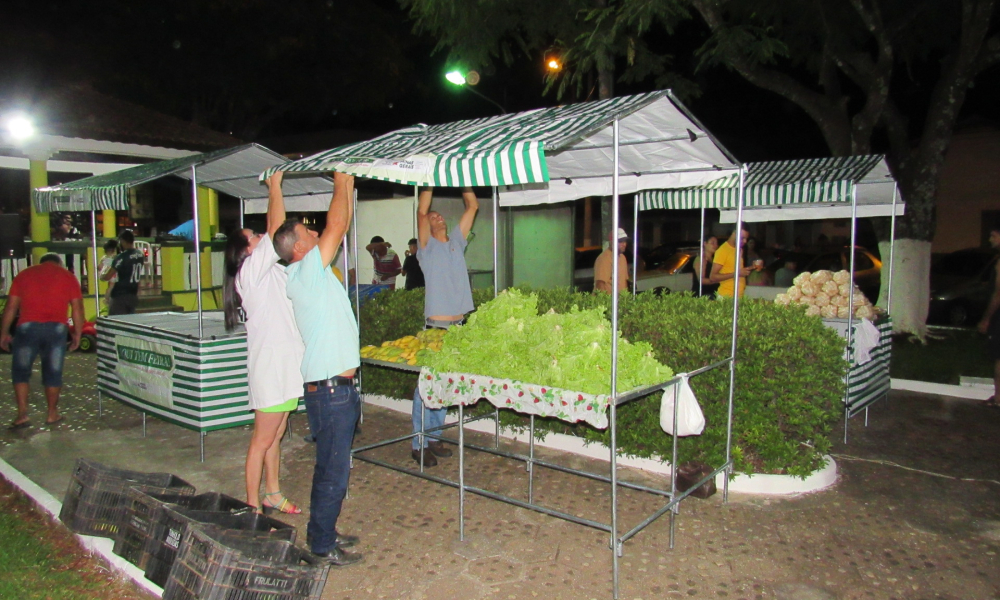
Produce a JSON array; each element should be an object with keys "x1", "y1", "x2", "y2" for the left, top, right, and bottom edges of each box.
[
  {"x1": 890, "y1": 328, "x2": 993, "y2": 384},
  {"x1": 0, "y1": 476, "x2": 151, "y2": 600}
]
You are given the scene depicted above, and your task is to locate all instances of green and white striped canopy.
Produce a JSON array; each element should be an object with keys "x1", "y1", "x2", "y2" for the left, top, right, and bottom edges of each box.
[
  {"x1": 636, "y1": 155, "x2": 902, "y2": 221},
  {"x1": 33, "y1": 143, "x2": 335, "y2": 214},
  {"x1": 263, "y1": 91, "x2": 739, "y2": 205}
]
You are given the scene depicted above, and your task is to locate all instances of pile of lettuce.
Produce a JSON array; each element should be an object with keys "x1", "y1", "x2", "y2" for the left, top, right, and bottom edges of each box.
[{"x1": 423, "y1": 289, "x2": 673, "y2": 395}]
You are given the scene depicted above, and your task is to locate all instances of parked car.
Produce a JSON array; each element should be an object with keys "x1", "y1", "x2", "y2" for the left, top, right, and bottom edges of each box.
[
  {"x1": 640, "y1": 241, "x2": 701, "y2": 271},
  {"x1": 929, "y1": 248, "x2": 998, "y2": 327},
  {"x1": 635, "y1": 248, "x2": 698, "y2": 293}
]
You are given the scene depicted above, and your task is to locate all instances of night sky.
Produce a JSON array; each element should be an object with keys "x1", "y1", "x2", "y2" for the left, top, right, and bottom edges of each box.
[
  {"x1": 0, "y1": 0, "x2": 858, "y2": 158},
  {"x1": 1, "y1": 1, "x2": 998, "y2": 209}
]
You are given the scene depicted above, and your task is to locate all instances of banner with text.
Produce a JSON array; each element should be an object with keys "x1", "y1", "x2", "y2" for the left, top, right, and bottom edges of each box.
[{"x1": 115, "y1": 335, "x2": 175, "y2": 408}]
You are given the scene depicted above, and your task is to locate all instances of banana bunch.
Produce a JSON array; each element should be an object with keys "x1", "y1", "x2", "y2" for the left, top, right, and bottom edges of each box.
[{"x1": 360, "y1": 328, "x2": 447, "y2": 366}]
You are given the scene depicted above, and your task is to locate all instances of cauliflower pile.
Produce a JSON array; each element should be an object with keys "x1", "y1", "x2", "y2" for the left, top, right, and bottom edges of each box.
[{"x1": 774, "y1": 270, "x2": 877, "y2": 320}]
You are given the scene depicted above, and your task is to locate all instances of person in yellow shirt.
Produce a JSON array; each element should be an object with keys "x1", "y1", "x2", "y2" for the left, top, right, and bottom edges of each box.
[{"x1": 710, "y1": 228, "x2": 756, "y2": 298}]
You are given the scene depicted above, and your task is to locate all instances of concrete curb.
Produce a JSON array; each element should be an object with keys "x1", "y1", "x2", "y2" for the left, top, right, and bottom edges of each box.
[
  {"x1": 363, "y1": 394, "x2": 838, "y2": 496},
  {"x1": 891, "y1": 378, "x2": 993, "y2": 400},
  {"x1": 0, "y1": 457, "x2": 164, "y2": 598}
]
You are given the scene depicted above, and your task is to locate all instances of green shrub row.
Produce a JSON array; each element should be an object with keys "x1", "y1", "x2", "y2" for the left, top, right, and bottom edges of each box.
[{"x1": 357, "y1": 287, "x2": 847, "y2": 477}]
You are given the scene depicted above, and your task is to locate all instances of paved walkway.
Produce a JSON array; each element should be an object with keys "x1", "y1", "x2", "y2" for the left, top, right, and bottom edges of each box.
[{"x1": 2, "y1": 352, "x2": 999, "y2": 599}]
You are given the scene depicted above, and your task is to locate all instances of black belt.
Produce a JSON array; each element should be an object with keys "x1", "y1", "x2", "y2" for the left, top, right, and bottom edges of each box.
[{"x1": 305, "y1": 376, "x2": 355, "y2": 392}]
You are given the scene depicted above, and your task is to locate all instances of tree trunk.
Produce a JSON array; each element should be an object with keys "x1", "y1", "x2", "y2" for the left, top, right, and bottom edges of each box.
[{"x1": 877, "y1": 238, "x2": 930, "y2": 339}]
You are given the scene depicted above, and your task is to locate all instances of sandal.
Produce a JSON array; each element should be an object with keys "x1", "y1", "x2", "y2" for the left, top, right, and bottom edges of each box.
[
  {"x1": 261, "y1": 491, "x2": 302, "y2": 515},
  {"x1": 981, "y1": 396, "x2": 999, "y2": 409}
]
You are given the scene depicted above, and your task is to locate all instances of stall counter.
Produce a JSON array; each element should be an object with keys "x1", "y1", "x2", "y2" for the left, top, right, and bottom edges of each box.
[{"x1": 97, "y1": 311, "x2": 301, "y2": 432}]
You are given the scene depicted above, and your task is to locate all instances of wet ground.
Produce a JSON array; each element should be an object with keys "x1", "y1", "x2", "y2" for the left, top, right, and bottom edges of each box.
[{"x1": 1, "y1": 352, "x2": 999, "y2": 599}]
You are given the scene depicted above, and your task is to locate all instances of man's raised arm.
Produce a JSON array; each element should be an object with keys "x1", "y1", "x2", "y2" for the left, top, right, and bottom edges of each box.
[
  {"x1": 458, "y1": 187, "x2": 478, "y2": 240},
  {"x1": 417, "y1": 187, "x2": 433, "y2": 248},
  {"x1": 265, "y1": 171, "x2": 286, "y2": 239},
  {"x1": 318, "y1": 172, "x2": 354, "y2": 267}
]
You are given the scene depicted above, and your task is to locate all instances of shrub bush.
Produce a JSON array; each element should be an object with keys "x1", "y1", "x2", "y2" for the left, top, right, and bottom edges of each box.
[{"x1": 358, "y1": 287, "x2": 846, "y2": 477}]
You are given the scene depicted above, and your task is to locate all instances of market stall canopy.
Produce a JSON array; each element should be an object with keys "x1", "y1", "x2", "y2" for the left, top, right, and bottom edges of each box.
[
  {"x1": 32, "y1": 143, "x2": 334, "y2": 214},
  {"x1": 636, "y1": 155, "x2": 904, "y2": 222},
  {"x1": 262, "y1": 91, "x2": 739, "y2": 206}
]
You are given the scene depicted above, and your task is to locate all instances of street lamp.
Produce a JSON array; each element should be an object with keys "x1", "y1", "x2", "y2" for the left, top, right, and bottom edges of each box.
[
  {"x1": 3, "y1": 114, "x2": 35, "y2": 141},
  {"x1": 445, "y1": 70, "x2": 506, "y2": 114}
]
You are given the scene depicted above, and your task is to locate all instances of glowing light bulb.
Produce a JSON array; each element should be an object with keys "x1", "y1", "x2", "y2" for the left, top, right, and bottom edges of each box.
[{"x1": 5, "y1": 116, "x2": 34, "y2": 140}]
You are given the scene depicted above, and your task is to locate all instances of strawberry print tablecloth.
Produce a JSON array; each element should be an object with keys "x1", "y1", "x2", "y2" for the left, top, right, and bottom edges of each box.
[{"x1": 417, "y1": 366, "x2": 611, "y2": 429}]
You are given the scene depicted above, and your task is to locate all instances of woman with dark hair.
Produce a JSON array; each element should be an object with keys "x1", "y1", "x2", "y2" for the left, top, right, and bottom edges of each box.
[
  {"x1": 222, "y1": 171, "x2": 304, "y2": 515},
  {"x1": 692, "y1": 236, "x2": 720, "y2": 298}
]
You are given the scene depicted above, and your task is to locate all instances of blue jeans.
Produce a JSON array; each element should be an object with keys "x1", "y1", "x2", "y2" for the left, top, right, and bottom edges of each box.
[
  {"x1": 11, "y1": 322, "x2": 68, "y2": 387},
  {"x1": 411, "y1": 386, "x2": 446, "y2": 450},
  {"x1": 411, "y1": 317, "x2": 462, "y2": 450},
  {"x1": 304, "y1": 383, "x2": 360, "y2": 554}
]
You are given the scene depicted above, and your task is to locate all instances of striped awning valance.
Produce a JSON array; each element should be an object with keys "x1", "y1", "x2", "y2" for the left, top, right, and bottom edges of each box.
[{"x1": 637, "y1": 155, "x2": 889, "y2": 211}]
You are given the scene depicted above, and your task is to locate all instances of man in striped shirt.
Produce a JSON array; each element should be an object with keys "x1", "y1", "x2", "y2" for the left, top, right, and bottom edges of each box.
[{"x1": 365, "y1": 236, "x2": 401, "y2": 290}]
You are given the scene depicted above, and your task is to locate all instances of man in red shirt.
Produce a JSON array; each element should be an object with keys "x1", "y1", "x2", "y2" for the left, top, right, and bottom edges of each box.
[{"x1": 0, "y1": 253, "x2": 84, "y2": 430}]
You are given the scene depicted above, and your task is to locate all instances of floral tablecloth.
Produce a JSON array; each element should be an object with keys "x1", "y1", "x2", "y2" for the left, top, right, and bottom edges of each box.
[{"x1": 417, "y1": 366, "x2": 611, "y2": 429}]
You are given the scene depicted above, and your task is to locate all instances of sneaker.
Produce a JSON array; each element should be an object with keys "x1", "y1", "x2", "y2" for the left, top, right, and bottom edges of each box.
[{"x1": 311, "y1": 547, "x2": 363, "y2": 567}]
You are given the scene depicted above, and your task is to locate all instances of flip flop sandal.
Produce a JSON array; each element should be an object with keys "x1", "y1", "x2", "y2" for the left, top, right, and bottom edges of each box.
[
  {"x1": 46, "y1": 417, "x2": 64, "y2": 426},
  {"x1": 7, "y1": 421, "x2": 31, "y2": 431},
  {"x1": 981, "y1": 396, "x2": 999, "y2": 408},
  {"x1": 261, "y1": 491, "x2": 302, "y2": 515}
]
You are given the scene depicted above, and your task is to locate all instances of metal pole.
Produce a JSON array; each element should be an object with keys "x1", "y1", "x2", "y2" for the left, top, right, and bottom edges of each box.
[
  {"x1": 631, "y1": 198, "x2": 638, "y2": 296},
  {"x1": 459, "y1": 403, "x2": 466, "y2": 541},
  {"x1": 698, "y1": 208, "x2": 705, "y2": 297},
  {"x1": 610, "y1": 117, "x2": 621, "y2": 599},
  {"x1": 190, "y1": 166, "x2": 204, "y2": 338},
  {"x1": 669, "y1": 377, "x2": 681, "y2": 548},
  {"x1": 200, "y1": 431, "x2": 206, "y2": 463},
  {"x1": 724, "y1": 165, "x2": 746, "y2": 502},
  {"x1": 90, "y1": 209, "x2": 104, "y2": 416},
  {"x1": 528, "y1": 415, "x2": 535, "y2": 503},
  {"x1": 844, "y1": 185, "x2": 859, "y2": 443},
  {"x1": 886, "y1": 185, "x2": 898, "y2": 314},
  {"x1": 493, "y1": 187, "x2": 499, "y2": 295},
  {"x1": 350, "y1": 189, "x2": 363, "y2": 424},
  {"x1": 238, "y1": 199, "x2": 245, "y2": 230}
]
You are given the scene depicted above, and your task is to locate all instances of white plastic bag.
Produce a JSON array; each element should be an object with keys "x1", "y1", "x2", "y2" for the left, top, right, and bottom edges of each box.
[{"x1": 659, "y1": 377, "x2": 705, "y2": 436}]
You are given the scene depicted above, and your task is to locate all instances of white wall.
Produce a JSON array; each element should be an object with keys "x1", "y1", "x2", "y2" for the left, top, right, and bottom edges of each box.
[
  {"x1": 351, "y1": 191, "x2": 495, "y2": 288},
  {"x1": 354, "y1": 196, "x2": 417, "y2": 286}
]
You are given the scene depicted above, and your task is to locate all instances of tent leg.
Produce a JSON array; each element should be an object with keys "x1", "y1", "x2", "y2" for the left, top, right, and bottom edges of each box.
[
  {"x1": 200, "y1": 431, "x2": 206, "y2": 463},
  {"x1": 142, "y1": 412, "x2": 146, "y2": 437},
  {"x1": 527, "y1": 415, "x2": 535, "y2": 503},
  {"x1": 459, "y1": 403, "x2": 465, "y2": 542},
  {"x1": 494, "y1": 408, "x2": 500, "y2": 449}
]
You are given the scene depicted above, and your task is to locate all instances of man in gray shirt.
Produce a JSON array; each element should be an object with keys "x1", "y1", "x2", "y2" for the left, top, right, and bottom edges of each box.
[{"x1": 411, "y1": 186, "x2": 478, "y2": 467}]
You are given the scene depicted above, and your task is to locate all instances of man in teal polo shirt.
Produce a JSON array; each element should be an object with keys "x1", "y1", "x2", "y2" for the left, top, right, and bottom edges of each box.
[{"x1": 272, "y1": 171, "x2": 362, "y2": 567}]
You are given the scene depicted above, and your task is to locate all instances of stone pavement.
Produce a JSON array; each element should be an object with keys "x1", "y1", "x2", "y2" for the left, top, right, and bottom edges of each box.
[{"x1": 1, "y1": 351, "x2": 1000, "y2": 599}]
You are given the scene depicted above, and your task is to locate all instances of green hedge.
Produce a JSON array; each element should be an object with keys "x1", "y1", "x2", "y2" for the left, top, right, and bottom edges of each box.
[{"x1": 357, "y1": 287, "x2": 846, "y2": 477}]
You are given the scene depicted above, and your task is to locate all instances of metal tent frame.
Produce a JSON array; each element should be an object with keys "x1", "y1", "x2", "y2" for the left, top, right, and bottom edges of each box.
[
  {"x1": 271, "y1": 90, "x2": 746, "y2": 599},
  {"x1": 635, "y1": 156, "x2": 904, "y2": 440},
  {"x1": 32, "y1": 143, "x2": 336, "y2": 459}
]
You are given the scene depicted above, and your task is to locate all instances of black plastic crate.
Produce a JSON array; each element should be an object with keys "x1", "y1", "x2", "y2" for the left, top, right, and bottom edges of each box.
[
  {"x1": 59, "y1": 458, "x2": 195, "y2": 538},
  {"x1": 113, "y1": 490, "x2": 256, "y2": 568},
  {"x1": 145, "y1": 506, "x2": 296, "y2": 588},
  {"x1": 163, "y1": 527, "x2": 329, "y2": 600}
]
